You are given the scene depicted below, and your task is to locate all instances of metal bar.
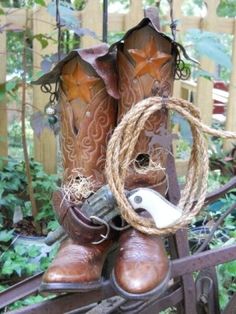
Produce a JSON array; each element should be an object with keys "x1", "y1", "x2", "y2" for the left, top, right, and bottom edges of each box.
[
  {"x1": 138, "y1": 287, "x2": 183, "y2": 314},
  {"x1": 2, "y1": 244, "x2": 236, "y2": 313},
  {"x1": 171, "y1": 243, "x2": 236, "y2": 278},
  {"x1": 5, "y1": 281, "x2": 115, "y2": 314},
  {"x1": 0, "y1": 272, "x2": 43, "y2": 309},
  {"x1": 102, "y1": 0, "x2": 108, "y2": 42},
  {"x1": 175, "y1": 229, "x2": 197, "y2": 314},
  {"x1": 196, "y1": 267, "x2": 220, "y2": 314}
]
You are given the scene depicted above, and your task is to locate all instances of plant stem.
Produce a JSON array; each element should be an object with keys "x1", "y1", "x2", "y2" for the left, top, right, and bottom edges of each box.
[{"x1": 21, "y1": 9, "x2": 40, "y2": 233}]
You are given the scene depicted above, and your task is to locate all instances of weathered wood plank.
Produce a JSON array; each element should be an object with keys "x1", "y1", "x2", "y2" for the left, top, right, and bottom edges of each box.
[
  {"x1": 124, "y1": 0, "x2": 143, "y2": 30},
  {"x1": 224, "y1": 19, "x2": 236, "y2": 151},
  {"x1": 109, "y1": 13, "x2": 125, "y2": 33},
  {"x1": 0, "y1": 13, "x2": 8, "y2": 166},
  {"x1": 32, "y1": 5, "x2": 57, "y2": 173},
  {"x1": 80, "y1": 0, "x2": 102, "y2": 47},
  {"x1": 195, "y1": 0, "x2": 220, "y2": 126},
  {"x1": 3, "y1": 8, "x2": 236, "y2": 35},
  {"x1": 3, "y1": 8, "x2": 32, "y2": 30}
]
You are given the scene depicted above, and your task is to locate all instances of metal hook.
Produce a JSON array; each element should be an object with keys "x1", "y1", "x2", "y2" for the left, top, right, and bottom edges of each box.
[{"x1": 90, "y1": 216, "x2": 110, "y2": 245}]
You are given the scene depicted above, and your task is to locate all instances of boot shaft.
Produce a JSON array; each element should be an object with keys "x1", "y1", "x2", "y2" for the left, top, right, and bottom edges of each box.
[
  {"x1": 116, "y1": 22, "x2": 176, "y2": 193},
  {"x1": 60, "y1": 54, "x2": 117, "y2": 189}
]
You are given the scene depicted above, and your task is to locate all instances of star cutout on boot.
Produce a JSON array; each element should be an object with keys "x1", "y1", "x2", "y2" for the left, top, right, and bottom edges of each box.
[
  {"x1": 61, "y1": 63, "x2": 100, "y2": 103},
  {"x1": 145, "y1": 125, "x2": 179, "y2": 152},
  {"x1": 128, "y1": 37, "x2": 172, "y2": 80}
]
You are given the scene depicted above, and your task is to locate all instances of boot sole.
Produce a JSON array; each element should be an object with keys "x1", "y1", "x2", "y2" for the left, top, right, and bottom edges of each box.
[
  {"x1": 39, "y1": 280, "x2": 103, "y2": 293},
  {"x1": 110, "y1": 263, "x2": 171, "y2": 300}
]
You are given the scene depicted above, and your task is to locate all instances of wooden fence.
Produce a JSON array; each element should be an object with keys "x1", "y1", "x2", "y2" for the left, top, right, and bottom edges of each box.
[{"x1": 0, "y1": 0, "x2": 236, "y2": 174}]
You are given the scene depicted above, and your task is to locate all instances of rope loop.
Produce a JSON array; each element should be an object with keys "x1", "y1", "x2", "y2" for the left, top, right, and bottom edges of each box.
[{"x1": 105, "y1": 97, "x2": 236, "y2": 235}]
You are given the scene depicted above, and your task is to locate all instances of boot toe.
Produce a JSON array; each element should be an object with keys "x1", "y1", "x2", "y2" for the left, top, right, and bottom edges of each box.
[
  {"x1": 112, "y1": 229, "x2": 170, "y2": 299},
  {"x1": 114, "y1": 261, "x2": 170, "y2": 295}
]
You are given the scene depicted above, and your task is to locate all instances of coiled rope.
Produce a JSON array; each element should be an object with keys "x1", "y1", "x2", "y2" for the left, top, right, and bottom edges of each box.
[{"x1": 105, "y1": 97, "x2": 236, "y2": 235}]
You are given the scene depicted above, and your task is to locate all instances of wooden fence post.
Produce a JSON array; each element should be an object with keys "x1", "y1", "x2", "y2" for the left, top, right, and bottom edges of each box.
[
  {"x1": 195, "y1": 0, "x2": 220, "y2": 126},
  {"x1": 0, "y1": 12, "x2": 8, "y2": 166},
  {"x1": 80, "y1": 0, "x2": 102, "y2": 48},
  {"x1": 33, "y1": 4, "x2": 57, "y2": 174},
  {"x1": 224, "y1": 18, "x2": 236, "y2": 151},
  {"x1": 124, "y1": 0, "x2": 143, "y2": 30}
]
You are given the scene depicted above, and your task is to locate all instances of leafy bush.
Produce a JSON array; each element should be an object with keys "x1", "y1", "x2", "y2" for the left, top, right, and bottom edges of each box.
[{"x1": 0, "y1": 158, "x2": 60, "y2": 234}]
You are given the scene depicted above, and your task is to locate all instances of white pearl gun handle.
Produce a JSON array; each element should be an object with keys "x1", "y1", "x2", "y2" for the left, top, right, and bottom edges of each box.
[{"x1": 128, "y1": 188, "x2": 182, "y2": 229}]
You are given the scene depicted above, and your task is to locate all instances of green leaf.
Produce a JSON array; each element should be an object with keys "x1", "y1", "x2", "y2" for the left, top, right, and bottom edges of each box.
[
  {"x1": 0, "y1": 284, "x2": 8, "y2": 292},
  {"x1": 35, "y1": 0, "x2": 46, "y2": 6},
  {"x1": 2, "y1": 260, "x2": 14, "y2": 275},
  {"x1": 26, "y1": 263, "x2": 38, "y2": 275},
  {"x1": 0, "y1": 8, "x2": 5, "y2": 15},
  {"x1": 40, "y1": 256, "x2": 51, "y2": 271},
  {"x1": 6, "y1": 80, "x2": 17, "y2": 92},
  {"x1": 33, "y1": 34, "x2": 49, "y2": 49},
  {"x1": 0, "y1": 230, "x2": 14, "y2": 242},
  {"x1": 47, "y1": 220, "x2": 60, "y2": 231},
  {"x1": 14, "y1": 245, "x2": 27, "y2": 256},
  {"x1": 28, "y1": 245, "x2": 40, "y2": 258},
  {"x1": 186, "y1": 29, "x2": 232, "y2": 70},
  {"x1": 196, "y1": 37, "x2": 232, "y2": 69},
  {"x1": 225, "y1": 261, "x2": 236, "y2": 275},
  {"x1": 14, "y1": 265, "x2": 22, "y2": 276},
  {"x1": 193, "y1": 69, "x2": 215, "y2": 81}
]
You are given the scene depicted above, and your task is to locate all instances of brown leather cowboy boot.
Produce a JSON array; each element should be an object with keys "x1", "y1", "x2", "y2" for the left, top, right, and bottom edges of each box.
[
  {"x1": 111, "y1": 18, "x2": 177, "y2": 299},
  {"x1": 40, "y1": 45, "x2": 118, "y2": 292}
]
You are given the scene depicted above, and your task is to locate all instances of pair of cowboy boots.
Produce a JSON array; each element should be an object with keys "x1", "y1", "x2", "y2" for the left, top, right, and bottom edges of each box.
[{"x1": 41, "y1": 18, "x2": 176, "y2": 299}]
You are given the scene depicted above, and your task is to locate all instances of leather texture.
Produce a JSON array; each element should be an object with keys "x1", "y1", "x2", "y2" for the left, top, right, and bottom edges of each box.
[
  {"x1": 111, "y1": 21, "x2": 174, "y2": 297},
  {"x1": 53, "y1": 190, "x2": 110, "y2": 244},
  {"x1": 116, "y1": 24, "x2": 175, "y2": 192},
  {"x1": 52, "y1": 50, "x2": 118, "y2": 242},
  {"x1": 41, "y1": 18, "x2": 176, "y2": 293},
  {"x1": 41, "y1": 47, "x2": 118, "y2": 291},
  {"x1": 60, "y1": 55, "x2": 117, "y2": 188},
  {"x1": 113, "y1": 228, "x2": 169, "y2": 295},
  {"x1": 42, "y1": 238, "x2": 113, "y2": 284}
]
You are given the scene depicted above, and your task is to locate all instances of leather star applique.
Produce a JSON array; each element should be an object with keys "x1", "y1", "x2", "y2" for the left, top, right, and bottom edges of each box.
[
  {"x1": 61, "y1": 62, "x2": 100, "y2": 103},
  {"x1": 128, "y1": 37, "x2": 172, "y2": 80}
]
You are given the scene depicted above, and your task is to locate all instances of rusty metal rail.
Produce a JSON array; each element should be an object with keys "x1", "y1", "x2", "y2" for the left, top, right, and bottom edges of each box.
[
  {"x1": 3, "y1": 281, "x2": 115, "y2": 314},
  {"x1": 0, "y1": 272, "x2": 43, "y2": 309},
  {"x1": 2, "y1": 242, "x2": 236, "y2": 313}
]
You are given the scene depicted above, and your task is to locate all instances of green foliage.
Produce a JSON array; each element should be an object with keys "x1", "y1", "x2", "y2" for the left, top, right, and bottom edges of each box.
[
  {"x1": 34, "y1": 0, "x2": 46, "y2": 6},
  {"x1": 0, "y1": 230, "x2": 14, "y2": 242},
  {"x1": 33, "y1": 34, "x2": 49, "y2": 49},
  {"x1": 7, "y1": 32, "x2": 32, "y2": 78},
  {"x1": 217, "y1": 0, "x2": 236, "y2": 17},
  {"x1": 0, "y1": 235, "x2": 59, "y2": 281},
  {"x1": 181, "y1": 0, "x2": 204, "y2": 16},
  {"x1": 185, "y1": 29, "x2": 232, "y2": 81},
  {"x1": 7, "y1": 294, "x2": 55, "y2": 311},
  {"x1": 1, "y1": 245, "x2": 40, "y2": 277},
  {"x1": 0, "y1": 158, "x2": 59, "y2": 232},
  {"x1": 73, "y1": 0, "x2": 86, "y2": 11},
  {"x1": 108, "y1": 31, "x2": 125, "y2": 45}
]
